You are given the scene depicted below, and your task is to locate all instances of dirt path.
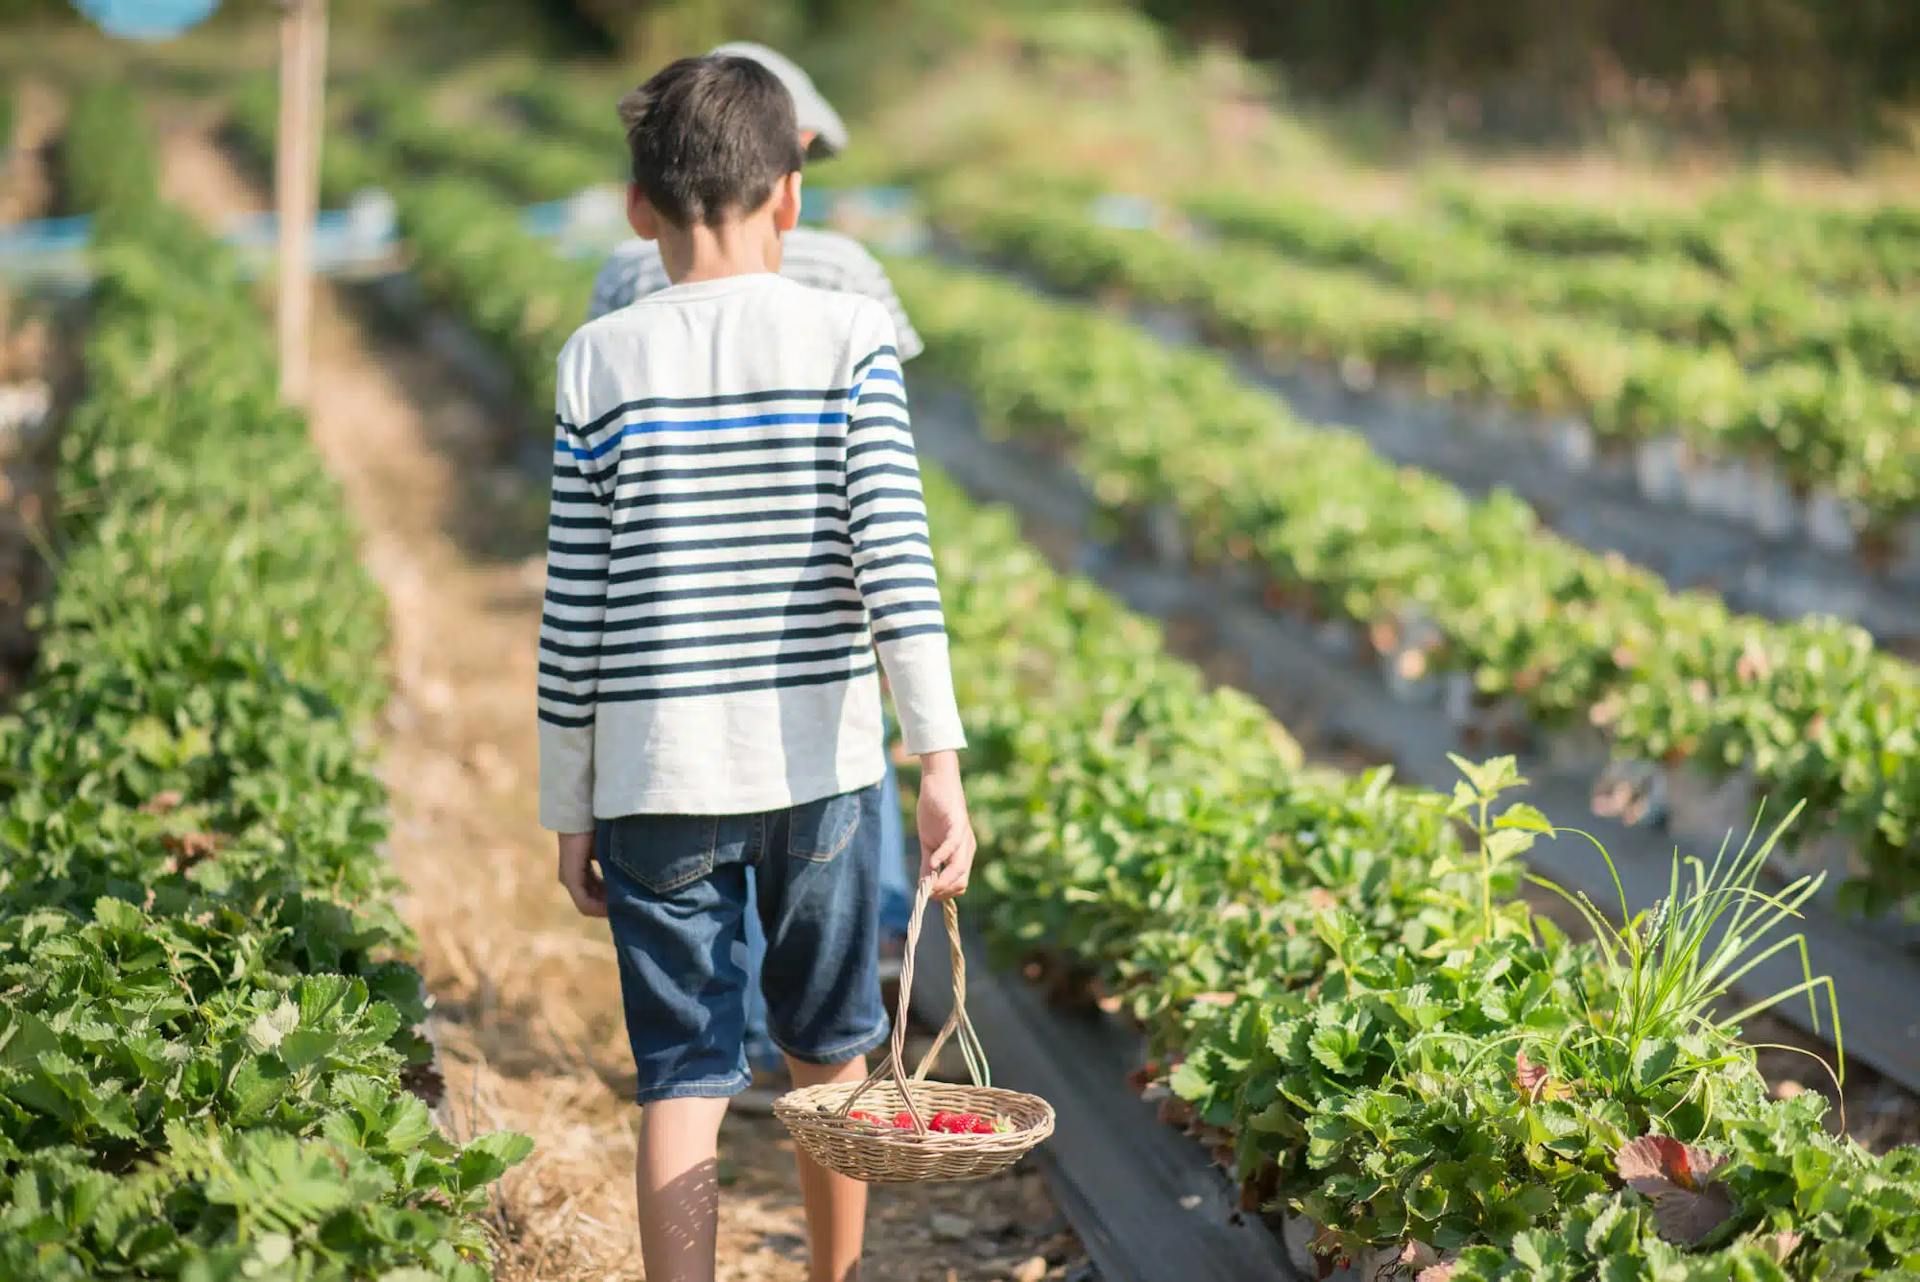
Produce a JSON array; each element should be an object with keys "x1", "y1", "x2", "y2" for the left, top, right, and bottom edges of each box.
[{"x1": 158, "y1": 120, "x2": 1087, "y2": 1282}]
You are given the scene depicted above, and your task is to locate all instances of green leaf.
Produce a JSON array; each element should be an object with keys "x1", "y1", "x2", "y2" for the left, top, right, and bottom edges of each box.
[
  {"x1": 279, "y1": 1027, "x2": 338, "y2": 1073},
  {"x1": 1495, "y1": 803, "x2": 1554, "y2": 834},
  {"x1": 453, "y1": 1132, "x2": 534, "y2": 1191},
  {"x1": 246, "y1": 1001, "x2": 300, "y2": 1054},
  {"x1": 1169, "y1": 1058, "x2": 1212, "y2": 1102}
]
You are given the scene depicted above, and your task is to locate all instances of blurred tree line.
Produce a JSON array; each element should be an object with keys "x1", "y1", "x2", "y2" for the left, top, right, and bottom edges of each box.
[
  {"x1": 531, "y1": 0, "x2": 895, "y2": 59},
  {"x1": 537, "y1": 0, "x2": 1920, "y2": 142},
  {"x1": 1140, "y1": 0, "x2": 1920, "y2": 142}
]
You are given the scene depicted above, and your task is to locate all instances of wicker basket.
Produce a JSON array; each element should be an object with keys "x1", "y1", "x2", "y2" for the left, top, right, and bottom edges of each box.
[{"x1": 774, "y1": 880, "x2": 1054, "y2": 1183}]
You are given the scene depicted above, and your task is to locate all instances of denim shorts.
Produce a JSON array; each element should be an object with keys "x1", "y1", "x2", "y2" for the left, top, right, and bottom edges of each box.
[{"x1": 596, "y1": 782, "x2": 890, "y2": 1103}]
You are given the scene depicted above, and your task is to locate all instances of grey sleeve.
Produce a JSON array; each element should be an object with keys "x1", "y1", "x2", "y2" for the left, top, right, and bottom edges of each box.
[
  {"x1": 841, "y1": 244, "x2": 924, "y2": 362},
  {"x1": 587, "y1": 242, "x2": 670, "y2": 321}
]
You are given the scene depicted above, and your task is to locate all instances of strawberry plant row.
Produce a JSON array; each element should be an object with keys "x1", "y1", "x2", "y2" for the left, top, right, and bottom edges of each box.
[
  {"x1": 932, "y1": 182, "x2": 1920, "y2": 527},
  {"x1": 0, "y1": 87, "x2": 528, "y2": 1280},
  {"x1": 883, "y1": 254, "x2": 1920, "y2": 919},
  {"x1": 1435, "y1": 184, "x2": 1920, "y2": 297},
  {"x1": 1186, "y1": 186, "x2": 1920, "y2": 385},
  {"x1": 355, "y1": 85, "x2": 615, "y2": 205},
  {"x1": 921, "y1": 177, "x2": 1920, "y2": 529},
  {"x1": 343, "y1": 139, "x2": 1920, "y2": 1277}
]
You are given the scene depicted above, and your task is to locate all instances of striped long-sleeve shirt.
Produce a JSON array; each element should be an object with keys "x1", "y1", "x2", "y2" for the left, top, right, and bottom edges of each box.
[{"x1": 538, "y1": 271, "x2": 963, "y2": 829}]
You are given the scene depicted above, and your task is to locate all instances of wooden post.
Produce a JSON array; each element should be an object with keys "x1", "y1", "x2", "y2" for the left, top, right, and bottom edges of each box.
[{"x1": 274, "y1": 0, "x2": 327, "y2": 406}]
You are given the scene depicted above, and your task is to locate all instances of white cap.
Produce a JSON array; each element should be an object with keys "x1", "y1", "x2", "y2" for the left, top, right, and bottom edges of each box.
[{"x1": 710, "y1": 41, "x2": 849, "y2": 159}]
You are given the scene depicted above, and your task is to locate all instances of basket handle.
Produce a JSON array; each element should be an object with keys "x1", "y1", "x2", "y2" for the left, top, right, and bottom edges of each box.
[{"x1": 833, "y1": 875, "x2": 990, "y2": 1135}]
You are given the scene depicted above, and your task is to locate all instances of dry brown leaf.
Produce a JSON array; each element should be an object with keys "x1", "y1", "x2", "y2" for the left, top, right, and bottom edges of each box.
[{"x1": 140, "y1": 790, "x2": 185, "y2": 815}]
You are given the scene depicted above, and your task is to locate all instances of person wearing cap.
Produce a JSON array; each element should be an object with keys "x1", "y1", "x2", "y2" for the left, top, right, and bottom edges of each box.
[{"x1": 586, "y1": 42, "x2": 926, "y2": 1117}]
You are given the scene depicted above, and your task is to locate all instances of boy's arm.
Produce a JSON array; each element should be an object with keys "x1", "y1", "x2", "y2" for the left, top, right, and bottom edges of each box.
[
  {"x1": 537, "y1": 340, "x2": 613, "y2": 841},
  {"x1": 842, "y1": 307, "x2": 972, "y2": 896}
]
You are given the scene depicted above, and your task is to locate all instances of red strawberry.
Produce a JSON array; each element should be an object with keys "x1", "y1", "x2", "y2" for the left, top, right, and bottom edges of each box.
[
  {"x1": 967, "y1": 1115, "x2": 995, "y2": 1134},
  {"x1": 892, "y1": 1111, "x2": 916, "y2": 1129},
  {"x1": 848, "y1": 1111, "x2": 884, "y2": 1125}
]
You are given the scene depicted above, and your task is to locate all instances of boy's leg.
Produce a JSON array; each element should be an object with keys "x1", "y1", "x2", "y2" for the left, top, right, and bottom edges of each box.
[
  {"x1": 757, "y1": 783, "x2": 891, "y2": 1282},
  {"x1": 635, "y1": 1096, "x2": 730, "y2": 1282},
  {"x1": 739, "y1": 869, "x2": 783, "y2": 1067},
  {"x1": 597, "y1": 814, "x2": 757, "y2": 1282},
  {"x1": 785, "y1": 1052, "x2": 870, "y2": 1282}
]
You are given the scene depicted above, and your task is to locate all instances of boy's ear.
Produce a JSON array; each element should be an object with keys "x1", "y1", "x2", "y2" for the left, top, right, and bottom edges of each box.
[
  {"x1": 627, "y1": 182, "x2": 661, "y2": 240},
  {"x1": 772, "y1": 170, "x2": 802, "y2": 234}
]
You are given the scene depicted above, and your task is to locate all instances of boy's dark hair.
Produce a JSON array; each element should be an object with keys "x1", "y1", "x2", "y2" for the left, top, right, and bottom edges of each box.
[{"x1": 619, "y1": 54, "x2": 806, "y2": 229}]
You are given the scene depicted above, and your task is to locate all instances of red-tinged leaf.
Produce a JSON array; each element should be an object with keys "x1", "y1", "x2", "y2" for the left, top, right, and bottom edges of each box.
[
  {"x1": 140, "y1": 790, "x2": 185, "y2": 815},
  {"x1": 1615, "y1": 1135, "x2": 1734, "y2": 1244},
  {"x1": 161, "y1": 830, "x2": 224, "y2": 873},
  {"x1": 1617, "y1": 1135, "x2": 1726, "y2": 1191},
  {"x1": 1514, "y1": 1051, "x2": 1549, "y2": 1102},
  {"x1": 1513, "y1": 1050, "x2": 1567, "y2": 1103}
]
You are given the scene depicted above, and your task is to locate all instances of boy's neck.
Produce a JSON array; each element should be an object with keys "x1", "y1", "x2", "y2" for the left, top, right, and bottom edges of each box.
[{"x1": 657, "y1": 218, "x2": 783, "y2": 285}]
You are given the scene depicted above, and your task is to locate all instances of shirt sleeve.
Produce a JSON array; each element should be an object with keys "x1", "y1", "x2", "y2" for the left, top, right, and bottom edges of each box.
[
  {"x1": 537, "y1": 337, "x2": 613, "y2": 831},
  {"x1": 839, "y1": 240, "x2": 924, "y2": 362},
  {"x1": 586, "y1": 254, "x2": 626, "y2": 323},
  {"x1": 587, "y1": 242, "x2": 671, "y2": 321},
  {"x1": 843, "y1": 304, "x2": 964, "y2": 755}
]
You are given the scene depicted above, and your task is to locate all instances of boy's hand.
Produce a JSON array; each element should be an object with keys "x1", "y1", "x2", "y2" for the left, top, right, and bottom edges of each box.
[
  {"x1": 556, "y1": 831, "x2": 607, "y2": 918},
  {"x1": 916, "y1": 750, "x2": 975, "y2": 900}
]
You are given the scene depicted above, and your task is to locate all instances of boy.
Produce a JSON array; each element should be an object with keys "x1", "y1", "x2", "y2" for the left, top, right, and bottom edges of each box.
[
  {"x1": 586, "y1": 40, "x2": 922, "y2": 1113},
  {"x1": 539, "y1": 53, "x2": 974, "y2": 1282}
]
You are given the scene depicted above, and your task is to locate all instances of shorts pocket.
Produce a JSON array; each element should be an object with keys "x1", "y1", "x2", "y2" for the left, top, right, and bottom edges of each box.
[
  {"x1": 602, "y1": 814, "x2": 720, "y2": 895},
  {"x1": 786, "y1": 790, "x2": 864, "y2": 863}
]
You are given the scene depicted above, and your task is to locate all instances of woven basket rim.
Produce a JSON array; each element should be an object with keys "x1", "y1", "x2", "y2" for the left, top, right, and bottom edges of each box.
[{"x1": 776, "y1": 1080, "x2": 1056, "y2": 1141}]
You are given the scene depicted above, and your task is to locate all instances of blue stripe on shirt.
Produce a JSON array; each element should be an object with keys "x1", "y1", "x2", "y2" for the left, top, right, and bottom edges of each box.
[{"x1": 561, "y1": 410, "x2": 851, "y2": 462}]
